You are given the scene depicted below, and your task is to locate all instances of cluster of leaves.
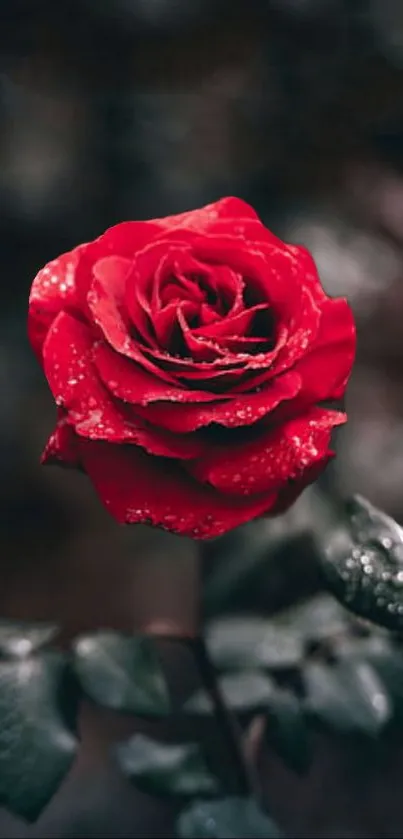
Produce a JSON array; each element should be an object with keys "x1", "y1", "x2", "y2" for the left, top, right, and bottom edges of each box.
[
  {"x1": 199, "y1": 490, "x2": 403, "y2": 770},
  {"x1": 0, "y1": 626, "x2": 168, "y2": 822},
  {"x1": 1, "y1": 492, "x2": 403, "y2": 837},
  {"x1": 0, "y1": 622, "x2": 280, "y2": 837},
  {"x1": 192, "y1": 594, "x2": 403, "y2": 769}
]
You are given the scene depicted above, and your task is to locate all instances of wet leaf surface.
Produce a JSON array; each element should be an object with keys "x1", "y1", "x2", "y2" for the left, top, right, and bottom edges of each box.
[
  {"x1": 177, "y1": 797, "x2": 282, "y2": 838},
  {"x1": 185, "y1": 670, "x2": 276, "y2": 715},
  {"x1": 207, "y1": 617, "x2": 303, "y2": 672},
  {"x1": 321, "y1": 495, "x2": 403, "y2": 631},
  {"x1": 304, "y1": 657, "x2": 392, "y2": 736},
  {"x1": 0, "y1": 621, "x2": 59, "y2": 658},
  {"x1": 0, "y1": 651, "x2": 78, "y2": 821},
  {"x1": 116, "y1": 734, "x2": 220, "y2": 798},
  {"x1": 73, "y1": 631, "x2": 170, "y2": 716}
]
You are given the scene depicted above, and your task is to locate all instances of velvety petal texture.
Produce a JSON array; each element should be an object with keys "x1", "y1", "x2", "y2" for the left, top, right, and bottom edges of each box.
[{"x1": 28, "y1": 197, "x2": 356, "y2": 539}]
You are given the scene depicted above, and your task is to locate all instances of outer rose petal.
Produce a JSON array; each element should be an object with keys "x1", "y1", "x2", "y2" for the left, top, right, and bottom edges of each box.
[
  {"x1": 190, "y1": 407, "x2": 345, "y2": 497},
  {"x1": 79, "y1": 439, "x2": 278, "y2": 539},
  {"x1": 41, "y1": 413, "x2": 81, "y2": 468},
  {"x1": 287, "y1": 245, "x2": 327, "y2": 304},
  {"x1": 154, "y1": 196, "x2": 260, "y2": 231},
  {"x1": 294, "y1": 297, "x2": 356, "y2": 403},
  {"x1": 270, "y1": 453, "x2": 333, "y2": 516},
  {"x1": 28, "y1": 221, "x2": 163, "y2": 360},
  {"x1": 28, "y1": 246, "x2": 86, "y2": 360},
  {"x1": 74, "y1": 220, "x2": 164, "y2": 313}
]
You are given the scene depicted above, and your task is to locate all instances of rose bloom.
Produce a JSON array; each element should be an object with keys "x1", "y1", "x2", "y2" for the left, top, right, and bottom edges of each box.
[{"x1": 28, "y1": 197, "x2": 355, "y2": 539}]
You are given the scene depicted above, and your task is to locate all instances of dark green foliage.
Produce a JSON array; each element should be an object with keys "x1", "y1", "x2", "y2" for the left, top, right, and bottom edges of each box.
[
  {"x1": 206, "y1": 616, "x2": 303, "y2": 671},
  {"x1": 116, "y1": 734, "x2": 220, "y2": 798},
  {"x1": 73, "y1": 630, "x2": 171, "y2": 716},
  {"x1": 177, "y1": 797, "x2": 282, "y2": 838},
  {"x1": 264, "y1": 688, "x2": 312, "y2": 775},
  {"x1": 321, "y1": 494, "x2": 403, "y2": 631},
  {"x1": 0, "y1": 650, "x2": 78, "y2": 821},
  {"x1": 0, "y1": 492, "x2": 402, "y2": 826},
  {"x1": 337, "y1": 634, "x2": 403, "y2": 721},
  {"x1": 202, "y1": 488, "x2": 336, "y2": 618},
  {"x1": 185, "y1": 670, "x2": 277, "y2": 715},
  {"x1": 275, "y1": 593, "x2": 349, "y2": 644},
  {"x1": 0, "y1": 621, "x2": 59, "y2": 657},
  {"x1": 304, "y1": 658, "x2": 391, "y2": 736}
]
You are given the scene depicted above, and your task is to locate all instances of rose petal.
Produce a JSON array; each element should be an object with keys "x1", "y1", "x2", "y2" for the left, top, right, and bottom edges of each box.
[
  {"x1": 43, "y1": 312, "x2": 204, "y2": 458},
  {"x1": 134, "y1": 371, "x2": 301, "y2": 432},
  {"x1": 268, "y1": 285, "x2": 322, "y2": 376},
  {"x1": 294, "y1": 297, "x2": 356, "y2": 402},
  {"x1": 28, "y1": 246, "x2": 86, "y2": 360},
  {"x1": 193, "y1": 216, "x2": 285, "y2": 248},
  {"x1": 270, "y1": 453, "x2": 333, "y2": 516},
  {"x1": 41, "y1": 412, "x2": 82, "y2": 468},
  {"x1": 88, "y1": 257, "x2": 177, "y2": 382},
  {"x1": 287, "y1": 244, "x2": 327, "y2": 304},
  {"x1": 94, "y1": 341, "x2": 227, "y2": 404},
  {"x1": 79, "y1": 439, "x2": 278, "y2": 539},
  {"x1": 153, "y1": 299, "x2": 198, "y2": 349},
  {"x1": 43, "y1": 311, "x2": 130, "y2": 440},
  {"x1": 192, "y1": 303, "x2": 268, "y2": 340},
  {"x1": 28, "y1": 221, "x2": 163, "y2": 360},
  {"x1": 190, "y1": 407, "x2": 345, "y2": 496},
  {"x1": 96, "y1": 220, "x2": 163, "y2": 256},
  {"x1": 177, "y1": 308, "x2": 228, "y2": 362},
  {"x1": 127, "y1": 242, "x2": 238, "y2": 345},
  {"x1": 154, "y1": 196, "x2": 260, "y2": 232},
  {"x1": 127, "y1": 242, "x2": 190, "y2": 337}
]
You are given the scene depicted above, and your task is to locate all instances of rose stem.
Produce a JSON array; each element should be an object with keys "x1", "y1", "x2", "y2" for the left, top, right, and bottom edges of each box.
[
  {"x1": 139, "y1": 532, "x2": 254, "y2": 797},
  {"x1": 189, "y1": 633, "x2": 254, "y2": 797}
]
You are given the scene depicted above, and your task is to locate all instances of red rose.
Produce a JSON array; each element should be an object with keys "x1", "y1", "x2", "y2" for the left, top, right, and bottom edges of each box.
[{"x1": 28, "y1": 197, "x2": 355, "y2": 539}]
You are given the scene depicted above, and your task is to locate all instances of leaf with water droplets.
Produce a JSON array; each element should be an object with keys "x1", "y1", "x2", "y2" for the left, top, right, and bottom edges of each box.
[
  {"x1": 337, "y1": 634, "x2": 403, "y2": 721},
  {"x1": 0, "y1": 652, "x2": 78, "y2": 821},
  {"x1": 273, "y1": 594, "x2": 349, "y2": 645},
  {"x1": 177, "y1": 797, "x2": 282, "y2": 838},
  {"x1": 320, "y1": 495, "x2": 403, "y2": 631},
  {"x1": 206, "y1": 617, "x2": 303, "y2": 672},
  {"x1": 116, "y1": 734, "x2": 220, "y2": 797},
  {"x1": 0, "y1": 621, "x2": 59, "y2": 658},
  {"x1": 304, "y1": 658, "x2": 391, "y2": 736},
  {"x1": 73, "y1": 631, "x2": 170, "y2": 716},
  {"x1": 185, "y1": 671, "x2": 276, "y2": 715}
]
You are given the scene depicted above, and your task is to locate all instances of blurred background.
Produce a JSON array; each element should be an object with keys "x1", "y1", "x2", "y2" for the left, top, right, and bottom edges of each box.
[{"x1": 2, "y1": 1, "x2": 403, "y2": 836}]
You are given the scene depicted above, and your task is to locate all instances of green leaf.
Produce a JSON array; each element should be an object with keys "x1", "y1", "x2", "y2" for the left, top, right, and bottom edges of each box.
[
  {"x1": 73, "y1": 631, "x2": 170, "y2": 716},
  {"x1": 304, "y1": 658, "x2": 392, "y2": 736},
  {"x1": 275, "y1": 594, "x2": 349, "y2": 644},
  {"x1": 264, "y1": 689, "x2": 312, "y2": 775},
  {"x1": 203, "y1": 488, "x2": 336, "y2": 617},
  {"x1": 337, "y1": 635, "x2": 403, "y2": 720},
  {"x1": 0, "y1": 621, "x2": 59, "y2": 658},
  {"x1": 206, "y1": 617, "x2": 303, "y2": 672},
  {"x1": 185, "y1": 671, "x2": 276, "y2": 715},
  {"x1": 320, "y1": 495, "x2": 403, "y2": 631},
  {"x1": 177, "y1": 797, "x2": 282, "y2": 838},
  {"x1": 116, "y1": 734, "x2": 220, "y2": 797},
  {"x1": 0, "y1": 651, "x2": 78, "y2": 821}
]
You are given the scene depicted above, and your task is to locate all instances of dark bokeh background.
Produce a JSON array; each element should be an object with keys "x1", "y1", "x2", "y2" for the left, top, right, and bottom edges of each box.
[{"x1": 2, "y1": 1, "x2": 403, "y2": 836}]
